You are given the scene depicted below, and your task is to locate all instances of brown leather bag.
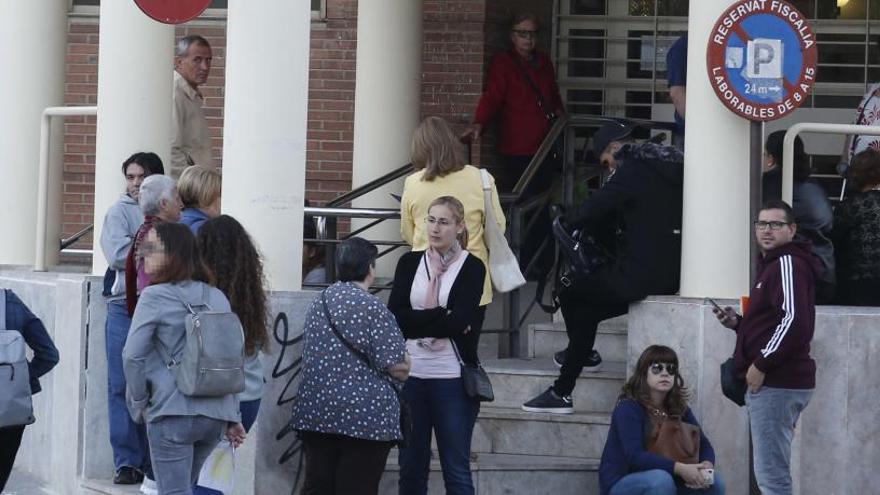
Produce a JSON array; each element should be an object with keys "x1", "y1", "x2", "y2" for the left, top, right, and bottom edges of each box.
[{"x1": 646, "y1": 415, "x2": 701, "y2": 463}]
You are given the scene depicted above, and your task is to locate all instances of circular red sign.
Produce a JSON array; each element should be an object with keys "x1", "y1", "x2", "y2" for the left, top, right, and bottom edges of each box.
[
  {"x1": 134, "y1": 0, "x2": 212, "y2": 25},
  {"x1": 705, "y1": 0, "x2": 818, "y2": 122}
]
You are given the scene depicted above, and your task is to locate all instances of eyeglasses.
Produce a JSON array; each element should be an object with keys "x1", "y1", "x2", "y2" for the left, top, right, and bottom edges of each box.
[
  {"x1": 753, "y1": 220, "x2": 790, "y2": 231},
  {"x1": 512, "y1": 29, "x2": 538, "y2": 39},
  {"x1": 425, "y1": 216, "x2": 454, "y2": 227},
  {"x1": 649, "y1": 362, "x2": 677, "y2": 376}
]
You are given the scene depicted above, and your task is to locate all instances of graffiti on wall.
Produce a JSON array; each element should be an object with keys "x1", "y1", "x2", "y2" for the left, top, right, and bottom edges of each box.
[{"x1": 270, "y1": 311, "x2": 305, "y2": 493}]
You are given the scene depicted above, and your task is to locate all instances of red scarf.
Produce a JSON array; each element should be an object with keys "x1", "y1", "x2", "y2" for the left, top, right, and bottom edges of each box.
[{"x1": 125, "y1": 215, "x2": 159, "y2": 316}]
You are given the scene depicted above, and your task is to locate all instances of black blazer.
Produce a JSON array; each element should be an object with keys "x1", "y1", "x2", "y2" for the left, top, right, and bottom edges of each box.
[{"x1": 388, "y1": 251, "x2": 486, "y2": 365}]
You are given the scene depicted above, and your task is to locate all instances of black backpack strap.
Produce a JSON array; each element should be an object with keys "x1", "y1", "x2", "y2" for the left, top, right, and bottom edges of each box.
[
  {"x1": 512, "y1": 54, "x2": 557, "y2": 123},
  {"x1": 320, "y1": 290, "x2": 400, "y2": 390},
  {"x1": 321, "y1": 291, "x2": 371, "y2": 367},
  {"x1": 534, "y1": 238, "x2": 562, "y2": 314}
]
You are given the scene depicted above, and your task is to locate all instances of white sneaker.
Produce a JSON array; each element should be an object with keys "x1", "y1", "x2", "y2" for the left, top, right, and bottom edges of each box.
[{"x1": 140, "y1": 478, "x2": 158, "y2": 495}]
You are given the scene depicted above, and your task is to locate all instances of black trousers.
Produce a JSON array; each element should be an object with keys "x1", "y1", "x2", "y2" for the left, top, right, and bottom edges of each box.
[
  {"x1": 552, "y1": 265, "x2": 645, "y2": 396},
  {"x1": 300, "y1": 431, "x2": 394, "y2": 495},
  {"x1": 0, "y1": 425, "x2": 26, "y2": 491}
]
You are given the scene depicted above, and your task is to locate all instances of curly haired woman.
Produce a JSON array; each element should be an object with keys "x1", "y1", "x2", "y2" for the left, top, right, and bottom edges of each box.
[{"x1": 194, "y1": 215, "x2": 269, "y2": 495}]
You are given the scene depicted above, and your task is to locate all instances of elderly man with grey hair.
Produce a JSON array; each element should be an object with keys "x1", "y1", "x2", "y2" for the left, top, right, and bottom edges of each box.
[
  {"x1": 171, "y1": 34, "x2": 213, "y2": 179},
  {"x1": 124, "y1": 175, "x2": 182, "y2": 317}
]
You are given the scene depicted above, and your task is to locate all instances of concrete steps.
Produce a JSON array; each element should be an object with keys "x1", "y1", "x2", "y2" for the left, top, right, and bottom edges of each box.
[
  {"x1": 379, "y1": 452, "x2": 599, "y2": 495},
  {"x1": 483, "y1": 357, "x2": 625, "y2": 413},
  {"x1": 472, "y1": 407, "x2": 610, "y2": 459},
  {"x1": 80, "y1": 479, "x2": 139, "y2": 495},
  {"x1": 527, "y1": 316, "x2": 628, "y2": 362}
]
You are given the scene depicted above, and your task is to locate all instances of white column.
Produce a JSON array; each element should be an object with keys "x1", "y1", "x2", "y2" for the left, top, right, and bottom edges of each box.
[
  {"x1": 222, "y1": 0, "x2": 312, "y2": 291},
  {"x1": 351, "y1": 0, "x2": 423, "y2": 276},
  {"x1": 91, "y1": 2, "x2": 174, "y2": 275},
  {"x1": 679, "y1": 0, "x2": 752, "y2": 298},
  {"x1": 0, "y1": 1, "x2": 67, "y2": 266}
]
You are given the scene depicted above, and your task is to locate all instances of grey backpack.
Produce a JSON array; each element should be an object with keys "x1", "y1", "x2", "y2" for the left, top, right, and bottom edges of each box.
[
  {"x1": 0, "y1": 289, "x2": 36, "y2": 427},
  {"x1": 158, "y1": 285, "x2": 246, "y2": 397}
]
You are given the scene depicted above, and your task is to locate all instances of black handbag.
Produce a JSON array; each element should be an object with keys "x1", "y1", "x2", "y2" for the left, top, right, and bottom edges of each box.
[
  {"x1": 321, "y1": 292, "x2": 413, "y2": 447},
  {"x1": 720, "y1": 357, "x2": 747, "y2": 407},
  {"x1": 552, "y1": 216, "x2": 612, "y2": 288},
  {"x1": 450, "y1": 341, "x2": 494, "y2": 402}
]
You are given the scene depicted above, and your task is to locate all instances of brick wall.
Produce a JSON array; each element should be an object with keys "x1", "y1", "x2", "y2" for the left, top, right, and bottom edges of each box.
[
  {"x1": 306, "y1": 0, "x2": 358, "y2": 204},
  {"x1": 60, "y1": 0, "x2": 549, "y2": 252},
  {"x1": 63, "y1": 21, "x2": 99, "y2": 248}
]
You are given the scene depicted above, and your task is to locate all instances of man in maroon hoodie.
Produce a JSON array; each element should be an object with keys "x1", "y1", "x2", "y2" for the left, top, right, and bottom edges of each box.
[{"x1": 714, "y1": 199, "x2": 821, "y2": 495}]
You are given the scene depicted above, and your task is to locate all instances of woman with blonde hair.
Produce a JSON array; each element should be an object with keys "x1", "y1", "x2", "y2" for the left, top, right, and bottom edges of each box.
[
  {"x1": 390, "y1": 196, "x2": 487, "y2": 494},
  {"x1": 178, "y1": 165, "x2": 222, "y2": 234},
  {"x1": 400, "y1": 116, "x2": 505, "y2": 314}
]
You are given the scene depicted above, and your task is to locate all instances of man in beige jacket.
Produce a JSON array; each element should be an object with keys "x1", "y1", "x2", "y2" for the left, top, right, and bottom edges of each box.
[{"x1": 171, "y1": 35, "x2": 213, "y2": 179}]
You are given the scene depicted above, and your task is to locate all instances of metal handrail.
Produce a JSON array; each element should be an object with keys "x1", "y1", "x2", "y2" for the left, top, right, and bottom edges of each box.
[
  {"x1": 326, "y1": 163, "x2": 414, "y2": 207},
  {"x1": 60, "y1": 224, "x2": 94, "y2": 250},
  {"x1": 783, "y1": 123, "x2": 880, "y2": 203},
  {"x1": 304, "y1": 206, "x2": 399, "y2": 219},
  {"x1": 511, "y1": 115, "x2": 570, "y2": 198},
  {"x1": 35, "y1": 105, "x2": 98, "y2": 271}
]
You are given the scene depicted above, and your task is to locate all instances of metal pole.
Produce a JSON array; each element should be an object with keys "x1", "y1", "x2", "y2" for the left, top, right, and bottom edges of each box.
[
  {"x1": 749, "y1": 121, "x2": 764, "y2": 284},
  {"x1": 35, "y1": 106, "x2": 98, "y2": 271}
]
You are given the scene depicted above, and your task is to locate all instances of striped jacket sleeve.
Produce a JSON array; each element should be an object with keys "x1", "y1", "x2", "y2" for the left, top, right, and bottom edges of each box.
[{"x1": 753, "y1": 254, "x2": 814, "y2": 373}]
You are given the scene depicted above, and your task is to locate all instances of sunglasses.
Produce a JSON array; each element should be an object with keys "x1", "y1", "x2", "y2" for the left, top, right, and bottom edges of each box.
[{"x1": 649, "y1": 362, "x2": 677, "y2": 376}]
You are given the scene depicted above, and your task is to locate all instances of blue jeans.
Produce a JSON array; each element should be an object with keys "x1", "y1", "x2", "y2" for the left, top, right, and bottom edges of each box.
[
  {"x1": 746, "y1": 387, "x2": 813, "y2": 495},
  {"x1": 192, "y1": 399, "x2": 261, "y2": 495},
  {"x1": 609, "y1": 469, "x2": 726, "y2": 495},
  {"x1": 106, "y1": 300, "x2": 151, "y2": 474},
  {"x1": 147, "y1": 415, "x2": 225, "y2": 495},
  {"x1": 398, "y1": 377, "x2": 479, "y2": 495}
]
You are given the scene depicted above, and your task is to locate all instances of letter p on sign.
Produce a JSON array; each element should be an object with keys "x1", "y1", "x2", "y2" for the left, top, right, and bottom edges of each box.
[{"x1": 746, "y1": 39, "x2": 783, "y2": 79}]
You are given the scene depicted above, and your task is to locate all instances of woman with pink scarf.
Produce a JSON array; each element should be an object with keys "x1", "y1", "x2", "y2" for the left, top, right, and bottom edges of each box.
[{"x1": 388, "y1": 196, "x2": 486, "y2": 495}]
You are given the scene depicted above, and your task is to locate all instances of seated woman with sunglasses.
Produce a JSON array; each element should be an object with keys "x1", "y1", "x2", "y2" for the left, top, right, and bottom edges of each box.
[{"x1": 599, "y1": 345, "x2": 725, "y2": 495}]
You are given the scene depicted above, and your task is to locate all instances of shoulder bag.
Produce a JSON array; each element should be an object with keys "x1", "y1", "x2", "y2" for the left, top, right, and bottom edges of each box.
[
  {"x1": 552, "y1": 216, "x2": 613, "y2": 288},
  {"x1": 450, "y1": 340, "x2": 494, "y2": 402},
  {"x1": 720, "y1": 357, "x2": 747, "y2": 407},
  {"x1": 320, "y1": 291, "x2": 412, "y2": 448},
  {"x1": 480, "y1": 168, "x2": 526, "y2": 293},
  {"x1": 645, "y1": 413, "x2": 701, "y2": 464}
]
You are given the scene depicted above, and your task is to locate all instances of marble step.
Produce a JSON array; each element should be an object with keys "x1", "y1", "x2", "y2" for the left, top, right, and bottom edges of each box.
[
  {"x1": 80, "y1": 479, "x2": 140, "y2": 495},
  {"x1": 528, "y1": 319, "x2": 628, "y2": 362},
  {"x1": 380, "y1": 452, "x2": 599, "y2": 495},
  {"x1": 471, "y1": 406, "x2": 610, "y2": 459},
  {"x1": 483, "y1": 358, "x2": 626, "y2": 413}
]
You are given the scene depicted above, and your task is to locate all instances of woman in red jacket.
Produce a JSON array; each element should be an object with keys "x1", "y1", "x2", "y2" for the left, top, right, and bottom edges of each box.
[{"x1": 463, "y1": 12, "x2": 565, "y2": 191}]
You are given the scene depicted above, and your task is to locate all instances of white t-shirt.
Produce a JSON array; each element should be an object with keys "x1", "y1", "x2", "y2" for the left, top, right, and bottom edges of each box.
[{"x1": 406, "y1": 251, "x2": 469, "y2": 379}]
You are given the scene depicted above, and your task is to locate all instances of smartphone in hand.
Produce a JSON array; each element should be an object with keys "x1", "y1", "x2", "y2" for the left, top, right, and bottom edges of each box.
[{"x1": 704, "y1": 297, "x2": 723, "y2": 312}]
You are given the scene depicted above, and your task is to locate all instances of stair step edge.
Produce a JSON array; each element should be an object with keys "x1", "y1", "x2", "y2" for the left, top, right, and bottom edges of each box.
[{"x1": 478, "y1": 406, "x2": 611, "y2": 425}]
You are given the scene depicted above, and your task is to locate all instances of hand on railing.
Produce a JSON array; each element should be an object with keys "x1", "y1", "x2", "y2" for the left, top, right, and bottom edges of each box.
[{"x1": 459, "y1": 123, "x2": 482, "y2": 143}]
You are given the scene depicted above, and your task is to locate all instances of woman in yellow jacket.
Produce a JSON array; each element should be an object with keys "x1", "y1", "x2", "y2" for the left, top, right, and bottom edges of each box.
[{"x1": 400, "y1": 116, "x2": 506, "y2": 312}]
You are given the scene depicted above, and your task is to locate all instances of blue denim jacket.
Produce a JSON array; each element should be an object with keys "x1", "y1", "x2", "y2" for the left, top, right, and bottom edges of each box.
[
  {"x1": 180, "y1": 207, "x2": 210, "y2": 235},
  {"x1": 4, "y1": 289, "x2": 60, "y2": 394}
]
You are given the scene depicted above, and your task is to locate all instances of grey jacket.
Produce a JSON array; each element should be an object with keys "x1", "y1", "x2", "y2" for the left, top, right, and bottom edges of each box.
[
  {"x1": 100, "y1": 194, "x2": 144, "y2": 300},
  {"x1": 122, "y1": 280, "x2": 241, "y2": 424}
]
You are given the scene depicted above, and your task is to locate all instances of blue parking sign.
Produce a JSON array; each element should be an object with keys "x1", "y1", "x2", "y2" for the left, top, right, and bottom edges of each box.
[{"x1": 706, "y1": 0, "x2": 818, "y2": 121}]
